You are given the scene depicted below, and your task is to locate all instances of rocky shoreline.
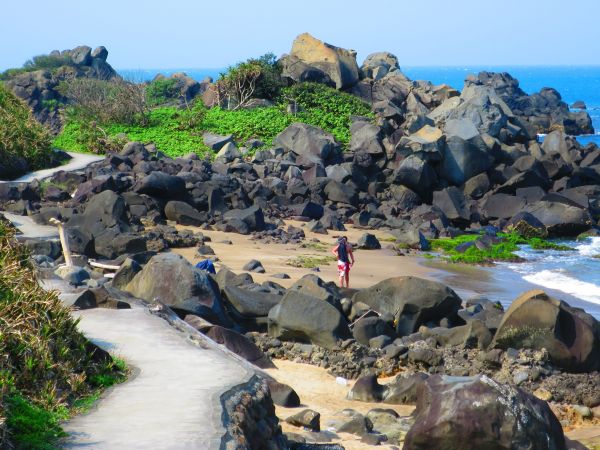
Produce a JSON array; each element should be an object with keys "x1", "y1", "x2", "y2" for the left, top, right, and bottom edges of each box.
[{"x1": 2, "y1": 33, "x2": 600, "y2": 449}]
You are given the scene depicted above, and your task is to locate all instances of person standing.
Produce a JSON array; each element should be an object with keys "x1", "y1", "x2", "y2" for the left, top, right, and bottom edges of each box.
[{"x1": 332, "y1": 236, "x2": 355, "y2": 288}]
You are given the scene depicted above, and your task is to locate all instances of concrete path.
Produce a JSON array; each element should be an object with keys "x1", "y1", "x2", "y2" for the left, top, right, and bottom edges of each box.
[
  {"x1": 2, "y1": 212, "x2": 58, "y2": 239},
  {"x1": 3, "y1": 152, "x2": 104, "y2": 183},
  {"x1": 61, "y1": 306, "x2": 252, "y2": 449}
]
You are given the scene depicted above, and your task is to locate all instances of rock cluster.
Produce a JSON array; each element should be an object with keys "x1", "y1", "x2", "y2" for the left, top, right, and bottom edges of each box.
[{"x1": 4, "y1": 45, "x2": 118, "y2": 132}]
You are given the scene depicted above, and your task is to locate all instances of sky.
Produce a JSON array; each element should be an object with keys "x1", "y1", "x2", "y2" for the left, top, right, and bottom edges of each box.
[{"x1": 1, "y1": 0, "x2": 599, "y2": 70}]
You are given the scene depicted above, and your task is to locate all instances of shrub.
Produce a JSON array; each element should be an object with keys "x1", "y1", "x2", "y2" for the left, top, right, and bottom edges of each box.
[
  {"x1": 0, "y1": 84, "x2": 53, "y2": 175},
  {"x1": 0, "y1": 223, "x2": 126, "y2": 449},
  {"x1": 145, "y1": 78, "x2": 181, "y2": 106},
  {"x1": 0, "y1": 53, "x2": 73, "y2": 81},
  {"x1": 215, "y1": 53, "x2": 284, "y2": 109},
  {"x1": 58, "y1": 78, "x2": 148, "y2": 126}
]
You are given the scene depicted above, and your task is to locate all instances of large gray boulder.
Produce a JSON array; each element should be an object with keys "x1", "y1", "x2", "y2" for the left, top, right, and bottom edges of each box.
[
  {"x1": 204, "y1": 325, "x2": 275, "y2": 369},
  {"x1": 123, "y1": 253, "x2": 232, "y2": 326},
  {"x1": 352, "y1": 277, "x2": 462, "y2": 336},
  {"x1": 164, "y1": 201, "x2": 206, "y2": 226},
  {"x1": 274, "y1": 123, "x2": 339, "y2": 164},
  {"x1": 525, "y1": 195, "x2": 592, "y2": 237},
  {"x1": 393, "y1": 155, "x2": 438, "y2": 201},
  {"x1": 268, "y1": 291, "x2": 351, "y2": 349},
  {"x1": 360, "y1": 52, "x2": 400, "y2": 80},
  {"x1": 223, "y1": 205, "x2": 265, "y2": 233},
  {"x1": 403, "y1": 375, "x2": 566, "y2": 450},
  {"x1": 438, "y1": 119, "x2": 494, "y2": 185},
  {"x1": 432, "y1": 187, "x2": 470, "y2": 225}
]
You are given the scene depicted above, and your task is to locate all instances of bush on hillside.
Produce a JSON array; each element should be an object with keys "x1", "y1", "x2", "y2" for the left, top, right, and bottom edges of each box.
[
  {"x1": 145, "y1": 78, "x2": 181, "y2": 106},
  {"x1": 0, "y1": 53, "x2": 73, "y2": 81},
  {"x1": 0, "y1": 222, "x2": 126, "y2": 449},
  {"x1": 215, "y1": 53, "x2": 284, "y2": 109},
  {"x1": 59, "y1": 78, "x2": 148, "y2": 126},
  {"x1": 0, "y1": 84, "x2": 53, "y2": 178}
]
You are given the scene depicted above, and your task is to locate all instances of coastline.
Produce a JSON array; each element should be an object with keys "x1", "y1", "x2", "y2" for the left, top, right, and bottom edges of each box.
[{"x1": 172, "y1": 222, "x2": 600, "y2": 320}]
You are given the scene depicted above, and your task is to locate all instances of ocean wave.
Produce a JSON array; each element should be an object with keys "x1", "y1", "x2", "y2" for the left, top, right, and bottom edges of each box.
[
  {"x1": 522, "y1": 269, "x2": 600, "y2": 305},
  {"x1": 576, "y1": 236, "x2": 600, "y2": 256}
]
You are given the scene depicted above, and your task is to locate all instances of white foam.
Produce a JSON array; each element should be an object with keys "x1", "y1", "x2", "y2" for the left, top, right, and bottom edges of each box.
[
  {"x1": 576, "y1": 237, "x2": 600, "y2": 257},
  {"x1": 523, "y1": 269, "x2": 600, "y2": 306}
]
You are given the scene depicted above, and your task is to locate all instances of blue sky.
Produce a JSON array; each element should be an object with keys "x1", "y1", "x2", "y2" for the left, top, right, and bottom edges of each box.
[{"x1": 1, "y1": 0, "x2": 599, "y2": 70}]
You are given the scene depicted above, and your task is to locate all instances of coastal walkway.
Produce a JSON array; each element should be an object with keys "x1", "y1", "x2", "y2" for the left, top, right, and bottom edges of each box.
[
  {"x1": 0, "y1": 152, "x2": 104, "y2": 183},
  {"x1": 61, "y1": 306, "x2": 252, "y2": 449}
]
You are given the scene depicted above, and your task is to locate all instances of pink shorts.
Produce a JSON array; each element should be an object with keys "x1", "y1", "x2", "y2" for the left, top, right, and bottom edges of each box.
[{"x1": 338, "y1": 260, "x2": 350, "y2": 276}]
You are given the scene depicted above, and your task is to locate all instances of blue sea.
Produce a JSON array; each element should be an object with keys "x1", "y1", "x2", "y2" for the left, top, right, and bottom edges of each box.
[{"x1": 120, "y1": 66, "x2": 600, "y2": 317}]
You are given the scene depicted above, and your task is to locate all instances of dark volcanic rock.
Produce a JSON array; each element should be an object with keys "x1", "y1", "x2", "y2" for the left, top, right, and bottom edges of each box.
[
  {"x1": 352, "y1": 277, "x2": 462, "y2": 336},
  {"x1": 268, "y1": 291, "x2": 351, "y2": 349},
  {"x1": 164, "y1": 201, "x2": 206, "y2": 226},
  {"x1": 122, "y1": 253, "x2": 232, "y2": 326},
  {"x1": 403, "y1": 374, "x2": 566, "y2": 450},
  {"x1": 134, "y1": 172, "x2": 186, "y2": 198},
  {"x1": 204, "y1": 325, "x2": 275, "y2": 369}
]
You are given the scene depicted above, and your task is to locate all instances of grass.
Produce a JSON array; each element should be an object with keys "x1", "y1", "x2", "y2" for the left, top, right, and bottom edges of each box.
[
  {"x1": 53, "y1": 81, "x2": 374, "y2": 158},
  {"x1": 300, "y1": 241, "x2": 328, "y2": 252},
  {"x1": 429, "y1": 232, "x2": 574, "y2": 264},
  {"x1": 0, "y1": 83, "x2": 53, "y2": 174},
  {"x1": 286, "y1": 254, "x2": 336, "y2": 269},
  {"x1": 0, "y1": 222, "x2": 128, "y2": 449}
]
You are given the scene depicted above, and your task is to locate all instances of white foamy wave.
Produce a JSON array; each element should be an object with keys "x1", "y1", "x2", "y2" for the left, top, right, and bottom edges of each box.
[
  {"x1": 523, "y1": 269, "x2": 600, "y2": 305},
  {"x1": 576, "y1": 237, "x2": 600, "y2": 257}
]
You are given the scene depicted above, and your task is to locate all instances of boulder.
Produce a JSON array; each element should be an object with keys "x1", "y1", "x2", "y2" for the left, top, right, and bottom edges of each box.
[
  {"x1": 432, "y1": 187, "x2": 470, "y2": 225},
  {"x1": 439, "y1": 119, "x2": 494, "y2": 185},
  {"x1": 288, "y1": 274, "x2": 342, "y2": 306},
  {"x1": 123, "y1": 253, "x2": 232, "y2": 326},
  {"x1": 268, "y1": 291, "x2": 351, "y2": 349},
  {"x1": 134, "y1": 172, "x2": 186, "y2": 198},
  {"x1": 403, "y1": 374, "x2": 565, "y2": 450},
  {"x1": 164, "y1": 201, "x2": 206, "y2": 226},
  {"x1": 288, "y1": 32, "x2": 359, "y2": 89},
  {"x1": 221, "y1": 285, "x2": 282, "y2": 318},
  {"x1": 504, "y1": 211, "x2": 548, "y2": 238},
  {"x1": 267, "y1": 380, "x2": 301, "y2": 407},
  {"x1": 223, "y1": 206, "x2": 265, "y2": 233},
  {"x1": 274, "y1": 123, "x2": 339, "y2": 164},
  {"x1": 324, "y1": 180, "x2": 358, "y2": 205},
  {"x1": 525, "y1": 197, "x2": 592, "y2": 237},
  {"x1": 357, "y1": 233, "x2": 381, "y2": 250},
  {"x1": 393, "y1": 155, "x2": 438, "y2": 201},
  {"x1": 352, "y1": 316, "x2": 395, "y2": 346},
  {"x1": 285, "y1": 408, "x2": 321, "y2": 432},
  {"x1": 203, "y1": 132, "x2": 233, "y2": 151},
  {"x1": 242, "y1": 259, "x2": 265, "y2": 273},
  {"x1": 204, "y1": 326, "x2": 275, "y2": 369},
  {"x1": 481, "y1": 193, "x2": 526, "y2": 220},
  {"x1": 352, "y1": 277, "x2": 462, "y2": 336},
  {"x1": 491, "y1": 290, "x2": 600, "y2": 372},
  {"x1": 361, "y1": 52, "x2": 400, "y2": 80},
  {"x1": 94, "y1": 229, "x2": 147, "y2": 260},
  {"x1": 420, "y1": 320, "x2": 493, "y2": 349}
]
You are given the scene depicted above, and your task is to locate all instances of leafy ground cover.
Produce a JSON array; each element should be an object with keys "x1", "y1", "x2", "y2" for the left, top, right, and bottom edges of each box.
[
  {"x1": 428, "y1": 232, "x2": 574, "y2": 264},
  {"x1": 0, "y1": 222, "x2": 127, "y2": 449},
  {"x1": 53, "y1": 82, "x2": 374, "y2": 158}
]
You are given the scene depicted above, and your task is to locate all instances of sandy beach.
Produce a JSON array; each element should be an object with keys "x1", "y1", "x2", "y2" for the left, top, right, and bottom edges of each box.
[{"x1": 173, "y1": 221, "x2": 442, "y2": 290}]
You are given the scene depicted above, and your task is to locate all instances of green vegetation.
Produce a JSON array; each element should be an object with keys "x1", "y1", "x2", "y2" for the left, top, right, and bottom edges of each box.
[
  {"x1": 145, "y1": 78, "x2": 181, "y2": 106},
  {"x1": 0, "y1": 223, "x2": 127, "y2": 449},
  {"x1": 286, "y1": 254, "x2": 336, "y2": 269},
  {"x1": 429, "y1": 232, "x2": 573, "y2": 264},
  {"x1": 0, "y1": 84, "x2": 53, "y2": 174},
  {"x1": 215, "y1": 53, "x2": 284, "y2": 109},
  {"x1": 54, "y1": 53, "x2": 373, "y2": 157},
  {"x1": 282, "y1": 82, "x2": 374, "y2": 147},
  {"x1": 0, "y1": 53, "x2": 73, "y2": 81},
  {"x1": 300, "y1": 241, "x2": 328, "y2": 252}
]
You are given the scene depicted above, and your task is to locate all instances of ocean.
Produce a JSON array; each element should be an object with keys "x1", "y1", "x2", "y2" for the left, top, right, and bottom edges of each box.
[{"x1": 119, "y1": 66, "x2": 600, "y2": 317}]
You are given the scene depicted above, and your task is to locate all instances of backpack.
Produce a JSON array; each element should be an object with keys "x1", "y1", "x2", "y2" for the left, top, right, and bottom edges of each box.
[{"x1": 337, "y1": 241, "x2": 349, "y2": 263}]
